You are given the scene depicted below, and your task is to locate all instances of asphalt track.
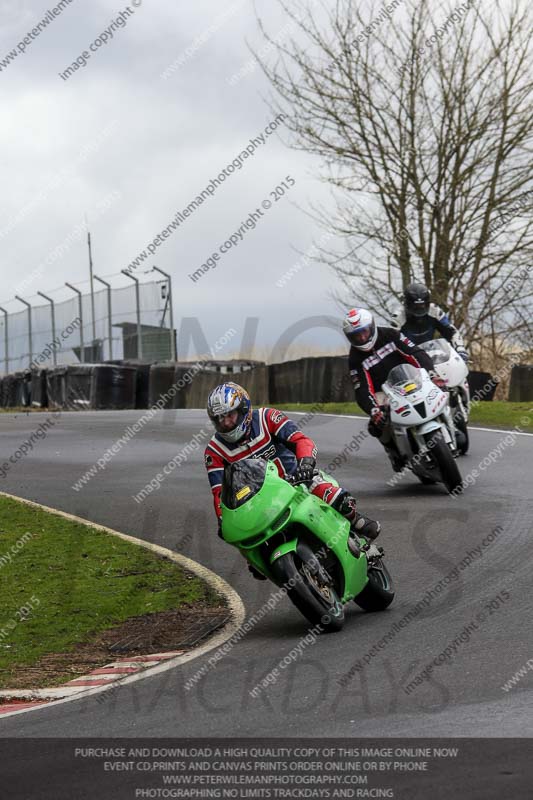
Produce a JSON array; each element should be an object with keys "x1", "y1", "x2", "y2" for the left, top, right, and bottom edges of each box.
[{"x1": 0, "y1": 408, "x2": 532, "y2": 741}]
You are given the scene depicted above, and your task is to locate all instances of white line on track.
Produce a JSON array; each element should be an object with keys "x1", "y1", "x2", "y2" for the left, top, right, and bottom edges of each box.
[{"x1": 289, "y1": 412, "x2": 533, "y2": 437}]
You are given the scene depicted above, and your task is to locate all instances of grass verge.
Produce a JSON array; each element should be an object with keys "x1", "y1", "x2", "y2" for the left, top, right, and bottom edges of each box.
[
  {"x1": 0, "y1": 496, "x2": 223, "y2": 688},
  {"x1": 279, "y1": 401, "x2": 533, "y2": 432}
]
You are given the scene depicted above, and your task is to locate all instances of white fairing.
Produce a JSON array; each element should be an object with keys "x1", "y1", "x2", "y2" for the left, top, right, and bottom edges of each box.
[
  {"x1": 382, "y1": 365, "x2": 457, "y2": 459},
  {"x1": 419, "y1": 338, "x2": 468, "y2": 388},
  {"x1": 419, "y1": 338, "x2": 470, "y2": 420}
]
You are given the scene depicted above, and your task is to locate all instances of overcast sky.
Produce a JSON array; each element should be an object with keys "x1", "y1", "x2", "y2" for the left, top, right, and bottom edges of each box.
[{"x1": 0, "y1": 0, "x2": 358, "y2": 361}]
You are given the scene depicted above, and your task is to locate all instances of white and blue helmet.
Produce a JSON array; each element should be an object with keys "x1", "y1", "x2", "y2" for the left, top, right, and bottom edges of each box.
[{"x1": 207, "y1": 382, "x2": 253, "y2": 443}]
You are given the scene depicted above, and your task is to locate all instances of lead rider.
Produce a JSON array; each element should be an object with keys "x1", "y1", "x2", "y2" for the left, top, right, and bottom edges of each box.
[{"x1": 204, "y1": 383, "x2": 381, "y2": 577}]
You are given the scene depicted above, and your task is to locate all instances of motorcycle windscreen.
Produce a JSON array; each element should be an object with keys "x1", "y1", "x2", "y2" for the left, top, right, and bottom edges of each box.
[
  {"x1": 386, "y1": 363, "x2": 423, "y2": 393},
  {"x1": 419, "y1": 338, "x2": 452, "y2": 365},
  {"x1": 221, "y1": 458, "x2": 268, "y2": 510}
]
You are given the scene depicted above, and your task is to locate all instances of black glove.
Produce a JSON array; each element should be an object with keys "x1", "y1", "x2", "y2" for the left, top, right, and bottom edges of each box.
[
  {"x1": 370, "y1": 405, "x2": 387, "y2": 433},
  {"x1": 294, "y1": 456, "x2": 317, "y2": 483}
]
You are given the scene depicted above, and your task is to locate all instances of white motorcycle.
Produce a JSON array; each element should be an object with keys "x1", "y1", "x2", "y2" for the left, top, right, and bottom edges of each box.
[
  {"x1": 419, "y1": 338, "x2": 470, "y2": 454},
  {"x1": 381, "y1": 363, "x2": 463, "y2": 494}
]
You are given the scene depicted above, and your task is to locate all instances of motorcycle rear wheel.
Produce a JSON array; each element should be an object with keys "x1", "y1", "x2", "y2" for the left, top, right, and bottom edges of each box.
[
  {"x1": 354, "y1": 561, "x2": 395, "y2": 611},
  {"x1": 455, "y1": 415, "x2": 470, "y2": 455}
]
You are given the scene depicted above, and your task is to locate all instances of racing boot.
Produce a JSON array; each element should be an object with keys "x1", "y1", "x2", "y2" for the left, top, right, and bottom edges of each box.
[
  {"x1": 352, "y1": 511, "x2": 381, "y2": 541},
  {"x1": 334, "y1": 493, "x2": 381, "y2": 557},
  {"x1": 350, "y1": 510, "x2": 384, "y2": 561}
]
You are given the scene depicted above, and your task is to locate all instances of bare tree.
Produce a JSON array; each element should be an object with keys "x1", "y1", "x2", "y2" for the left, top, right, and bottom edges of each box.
[{"x1": 257, "y1": 0, "x2": 533, "y2": 366}]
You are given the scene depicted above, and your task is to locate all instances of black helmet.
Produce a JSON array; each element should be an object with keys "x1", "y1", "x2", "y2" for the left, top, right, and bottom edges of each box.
[{"x1": 404, "y1": 282, "x2": 430, "y2": 318}]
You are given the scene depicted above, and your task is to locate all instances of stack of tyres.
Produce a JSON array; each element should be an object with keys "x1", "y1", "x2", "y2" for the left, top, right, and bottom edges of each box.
[
  {"x1": 174, "y1": 363, "x2": 270, "y2": 408},
  {"x1": 64, "y1": 365, "x2": 94, "y2": 410},
  {"x1": 268, "y1": 356, "x2": 351, "y2": 404},
  {"x1": 31, "y1": 369, "x2": 48, "y2": 408},
  {"x1": 131, "y1": 363, "x2": 151, "y2": 409},
  {"x1": 468, "y1": 371, "x2": 499, "y2": 402},
  {"x1": 11, "y1": 372, "x2": 28, "y2": 407},
  {"x1": 148, "y1": 363, "x2": 176, "y2": 408},
  {"x1": 120, "y1": 361, "x2": 150, "y2": 409},
  {"x1": 47, "y1": 364, "x2": 137, "y2": 410},
  {"x1": 106, "y1": 360, "x2": 150, "y2": 409},
  {"x1": 509, "y1": 365, "x2": 533, "y2": 402},
  {"x1": 4, "y1": 374, "x2": 19, "y2": 407},
  {"x1": 10, "y1": 373, "x2": 20, "y2": 406},
  {"x1": 46, "y1": 367, "x2": 69, "y2": 410},
  {"x1": 20, "y1": 371, "x2": 32, "y2": 407},
  {"x1": 172, "y1": 363, "x2": 196, "y2": 408},
  {"x1": 90, "y1": 364, "x2": 136, "y2": 410}
]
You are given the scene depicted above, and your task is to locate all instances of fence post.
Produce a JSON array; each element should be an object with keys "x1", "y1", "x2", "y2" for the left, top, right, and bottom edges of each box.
[
  {"x1": 14, "y1": 296, "x2": 32, "y2": 368},
  {"x1": 152, "y1": 266, "x2": 176, "y2": 360},
  {"x1": 94, "y1": 274, "x2": 113, "y2": 360},
  {"x1": 121, "y1": 271, "x2": 143, "y2": 360},
  {"x1": 0, "y1": 307, "x2": 8, "y2": 374},
  {"x1": 37, "y1": 291, "x2": 57, "y2": 366},
  {"x1": 65, "y1": 283, "x2": 84, "y2": 363}
]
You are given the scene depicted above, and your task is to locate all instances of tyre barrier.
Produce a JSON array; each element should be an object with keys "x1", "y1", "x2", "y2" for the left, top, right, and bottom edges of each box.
[
  {"x1": 148, "y1": 362, "x2": 176, "y2": 409},
  {"x1": 147, "y1": 362, "x2": 269, "y2": 409},
  {"x1": 107, "y1": 360, "x2": 151, "y2": 409},
  {"x1": 91, "y1": 364, "x2": 137, "y2": 410},
  {"x1": 18, "y1": 372, "x2": 32, "y2": 408},
  {"x1": 47, "y1": 366, "x2": 90, "y2": 410},
  {"x1": 30, "y1": 369, "x2": 48, "y2": 408},
  {"x1": 174, "y1": 363, "x2": 269, "y2": 408},
  {"x1": 46, "y1": 367, "x2": 68, "y2": 410},
  {"x1": 268, "y1": 356, "x2": 352, "y2": 404},
  {"x1": 1, "y1": 358, "x2": 527, "y2": 410},
  {"x1": 131, "y1": 363, "x2": 151, "y2": 409},
  {"x1": 467, "y1": 370, "x2": 499, "y2": 402},
  {"x1": 5, "y1": 373, "x2": 22, "y2": 407},
  {"x1": 509, "y1": 364, "x2": 533, "y2": 402},
  {"x1": 46, "y1": 364, "x2": 137, "y2": 410}
]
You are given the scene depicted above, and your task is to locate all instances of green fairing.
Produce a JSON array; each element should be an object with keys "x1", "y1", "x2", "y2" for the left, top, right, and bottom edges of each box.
[{"x1": 221, "y1": 461, "x2": 368, "y2": 603}]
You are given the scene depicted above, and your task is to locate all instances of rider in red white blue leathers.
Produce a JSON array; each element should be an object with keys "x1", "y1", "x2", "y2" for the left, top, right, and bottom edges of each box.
[{"x1": 204, "y1": 384, "x2": 381, "y2": 573}]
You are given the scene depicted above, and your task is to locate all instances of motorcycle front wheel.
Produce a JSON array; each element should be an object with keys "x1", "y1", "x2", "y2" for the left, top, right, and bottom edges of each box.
[
  {"x1": 424, "y1": 430, "x2": 463, "y2": 493},
  {"x1": 271, "y1": 552, "x2": 344, "y2": 632}
]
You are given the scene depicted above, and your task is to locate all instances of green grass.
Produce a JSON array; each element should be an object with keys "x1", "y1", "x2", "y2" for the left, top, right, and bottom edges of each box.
[
  {"x1": 0, "y1": 496, "x2": 218, "y2": 685},
  {"x1": 279, "y1": 401, "x2": 533, "y2": 432},
  {"x1": 467, "y1": 401, "x2": 533, "y2": 430}
]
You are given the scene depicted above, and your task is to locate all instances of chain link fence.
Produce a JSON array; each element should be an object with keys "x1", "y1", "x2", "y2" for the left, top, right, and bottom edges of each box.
[{"x1": 0, "y1": 276, "x2": 173, "y2": 374}]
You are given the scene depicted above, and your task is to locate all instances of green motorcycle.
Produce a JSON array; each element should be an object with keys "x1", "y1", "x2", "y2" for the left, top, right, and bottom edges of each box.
[{"x1": 220, "y1": 459, "x2": 394, "y2": 632}]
